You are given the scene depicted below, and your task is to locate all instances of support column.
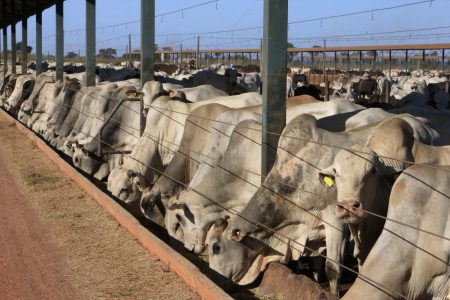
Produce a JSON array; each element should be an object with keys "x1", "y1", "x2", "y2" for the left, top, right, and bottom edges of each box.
[
  {"x1": 128, "y1": 35, "x2": 132, "y2": 67},
  {"x1": 442, "y1": 49, "x2": 445, "y2": 74},
  {"x1": 405, "y1": 50, "x2": 409, "y2": 72},
  {"x1": 21, "y1": 1, "x2": 28, "y2": 75},
  {"x1": 86, "y1": 0, "x2": 96, "y2": 86},
  {"x1": 334, "y1": 51, "x2": 337, "y2": 73},
  {"x1": 56, "y1": 0, "x2": 64, "y2": 81},
  {"x1": 347, "y1": 51, "x2": 350, "y2": 71},
  {"x1": 261, "y1": 0, "x2": 287, "y2": 178},
  {"x1": 10, "y1": 2, "x2": 16, "y2": 74},
  {"x1": 179, "y1": 44, "x2": 183, "y2": 68},
  {"x1": 36, "y1": 10, "x2": 43, "y2": 75},
  {"x1": 259, "y1": 38, "x2": 263, "y2": 72},
  {"x1": 389, "y1": 50, "x2": 392, "y2": 76},
  {"x1": 2, "y1": 25, "x2": 7, "y2": 76},
  {"x1": 359, "y1": 51, "x2": 362, "y2": 73},
  {"x1": 372, "y1": 50, "x2": 376, "y2": 70},
  {"x1": 195, "y1": 36, "x2": 200, "y2": 69},
  {"x1": 11, "y1": 24, "x2": 16, "y2": 74},
  {"x1": 323, "y1": 40, "x2": 329, "y2": 101},
  {"x1": 141, "y1": 0, "x2": 155, "y2": 88}
]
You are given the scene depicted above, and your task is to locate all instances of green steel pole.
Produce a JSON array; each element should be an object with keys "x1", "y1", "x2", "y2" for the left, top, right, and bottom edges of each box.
[
  {"x1": 261, "y1": 0, "x2": 287, "y2": 179},
  {"x1": 128, "y1": 34, "x2": 132, "y2": 68},
  {"x1": 140, "y1": 0, "x2": 155, "y2": 88},
  {"x1": 55, "y1": 0, "x2": 64, "y2": 82},
  {"x1": 10, "y1": 0, "x2": 16, "y2": 74},
  {"x1": 21, "y1": 0, "x2": 27, "y2": 75},
  {"x1": 36, "y1": 10, "x2": 43, "y2": 75},
  {"x1": 2, "y1": 27, "x2": 7, "y2": 76},
  {"x1": 86, "y1": 0, "x2": 96, "y2": 86}
]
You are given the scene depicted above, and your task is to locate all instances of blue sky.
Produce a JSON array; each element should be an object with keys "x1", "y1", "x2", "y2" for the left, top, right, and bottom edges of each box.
[{"x1": 4, "y1": 0, "x2": 450, "y2": 56}]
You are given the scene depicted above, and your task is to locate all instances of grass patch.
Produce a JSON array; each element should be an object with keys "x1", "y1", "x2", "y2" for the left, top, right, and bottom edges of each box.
[{"x1": 24, "y1": 172, "x2": 57, "y2": 186}]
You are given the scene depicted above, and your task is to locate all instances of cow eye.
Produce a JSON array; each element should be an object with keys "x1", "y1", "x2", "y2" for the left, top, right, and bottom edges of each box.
[
  {"x1": 212, "y1": 242, "x2": 221, "y2": 255},
  {"x1": 370, "y1": 167, "x2": 376, "y2": 175}
]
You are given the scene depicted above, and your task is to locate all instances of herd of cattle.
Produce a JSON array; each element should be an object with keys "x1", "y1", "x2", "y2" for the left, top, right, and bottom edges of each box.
[{"x1": 1, "y1": 62, "x2": 450, "y2": 299}]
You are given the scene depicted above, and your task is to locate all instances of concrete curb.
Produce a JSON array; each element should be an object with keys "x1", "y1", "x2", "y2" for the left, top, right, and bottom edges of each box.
[{"x1": 0, "y1": 109, "x2": 232, "y2": 300}]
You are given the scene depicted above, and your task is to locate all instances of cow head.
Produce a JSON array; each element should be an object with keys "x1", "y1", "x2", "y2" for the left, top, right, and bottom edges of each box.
[
  {"x1": 319, "y1": 144, "x2": 383, "y2": 224},
  {"x1": 140, "y1": 188, "x2": 166, "y2": 227},
  {"x1": 72, "y1": 143, "x2": 102, "y2": 175},
  {"x1": 164, "y1": 193, "x2": 217, "y2": 254},
  {"x1": 107, "y1": 167, "x2": 148, "y2": 204},
  {"x1": 208, "y1": 218, "x2": 288, "y2": 285},
  {"x1": 142, "y1": 81, "x2": 167, "y2": 111},
  {"x1": 18, "y1": 101, "x2": 32, "y2": 124},
  {"x1": 225, "y1": 114, "x2": 320, "y2": 243},
  {"x1": 319, "y1": 118, "x2": 413, "y2": 225}
]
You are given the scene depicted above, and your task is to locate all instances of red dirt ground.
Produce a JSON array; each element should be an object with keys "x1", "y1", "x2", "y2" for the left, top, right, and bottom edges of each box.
[{"x1": 0, "y1": 118, "x2": 199, "y2": 299}]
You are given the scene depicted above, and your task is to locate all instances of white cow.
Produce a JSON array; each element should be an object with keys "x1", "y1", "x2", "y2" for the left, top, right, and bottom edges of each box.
[
  {"x1": 342, "y1": 165, "x2": 450, "y2": 300},
  {"x1": 107, "y1": 81, "x2": 262, "y2": 204}
]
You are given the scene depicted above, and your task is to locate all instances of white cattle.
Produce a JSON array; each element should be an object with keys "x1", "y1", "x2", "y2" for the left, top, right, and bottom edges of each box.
[
  {"x1": 32, "y1": 78, "x2": 79, "y2": 135},
  {"x1": 107, "y1": 82, "x2": 262, "y2": 204},
  {"x1": 3, "y1": 74, "x2": 35, "y2": 114},
  {"x1": 140, "y1": 95, "x2": 321, "y2": 226},
  {"x1": 343, "y1": 165, "x2": 450, "y2": 300},
  {"x1": 319, "y1": 118, "x2": 450, "y2": 265},
  {"x1": 73, "y1": 85, "x2": 144, "y2": 180},
  {"x1": 163, "y1": 99, "x2": 366, "y2": 255},
  {"x1": 222, "y1": 113, "x2": 439, "y2": 293},
  {"x1": 18, "y1": 73, "x2": 55, "y2": 125},
  {"x1": 168, "y1": 84, "x2": 228, "y2": 103}
]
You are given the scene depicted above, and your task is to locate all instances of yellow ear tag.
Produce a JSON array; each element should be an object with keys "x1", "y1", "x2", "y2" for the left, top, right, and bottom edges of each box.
[{"x1": 324, "y1": 176, "x2": 334, "y2": 188}]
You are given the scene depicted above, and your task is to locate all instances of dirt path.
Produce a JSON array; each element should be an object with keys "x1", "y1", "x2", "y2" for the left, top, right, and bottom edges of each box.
[{"x1": 0, "y1": 118, "x2": 199, "y2": 299}]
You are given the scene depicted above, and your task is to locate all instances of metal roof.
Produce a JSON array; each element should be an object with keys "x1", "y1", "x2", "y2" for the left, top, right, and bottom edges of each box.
[{"x1": 1, "y1": 0, "x2": 60, "y2": 27}]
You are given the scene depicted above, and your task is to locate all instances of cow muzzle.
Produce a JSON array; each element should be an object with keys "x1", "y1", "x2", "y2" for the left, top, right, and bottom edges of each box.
[{"x1": 336, "y1": 200, "x2": 365, "y2": 223}]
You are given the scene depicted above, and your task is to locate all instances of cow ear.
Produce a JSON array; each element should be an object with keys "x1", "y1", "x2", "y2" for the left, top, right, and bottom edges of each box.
[
  {"x1": 81, "y1": 147, "x2": 88, "y2": 156},
  {"x1": 319, "y1": 166, "x2": 335, "y2": 188}
]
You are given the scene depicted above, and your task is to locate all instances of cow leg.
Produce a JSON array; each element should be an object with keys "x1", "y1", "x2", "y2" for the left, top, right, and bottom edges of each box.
[{"x1": 323, "y1": 207, "x2": 345, "y2": 295}]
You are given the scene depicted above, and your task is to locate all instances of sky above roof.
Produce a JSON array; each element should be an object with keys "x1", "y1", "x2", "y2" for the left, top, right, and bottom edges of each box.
[{"x1": 4, "y1": 0, "x2": 450, "y2": 56}]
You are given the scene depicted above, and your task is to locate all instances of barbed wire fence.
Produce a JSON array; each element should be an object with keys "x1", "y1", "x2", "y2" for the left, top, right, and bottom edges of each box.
[{"x1": 4, "y1": 80, "x2": 450, "y2": 298}]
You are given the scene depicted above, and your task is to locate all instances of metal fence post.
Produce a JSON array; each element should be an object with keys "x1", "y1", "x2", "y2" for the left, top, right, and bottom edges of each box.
[
  {"x1": 86, "y1": 0, "x2": 96, "y2": 86},
  {"x1": 36, "y1": 9, "x2": 43, "y2": 75},
  {"x1": 141, "y1": 0, "x2": 155, "y2": 88},
  {"x1": 21, "y1": 0, "x2": 28, "y2": 75},
  {"x1": 2, "y1": 0, "x2": 8, "y2": 77},
  {"x1": 55, "y1": 0, "x2": 64, "y2": 82},
  {"x1": 261, "y1": 0, "x2": 287, "y2": 179},
  {"x1": 10, "y1": 1, "x2": 16, "y2": 74}
]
